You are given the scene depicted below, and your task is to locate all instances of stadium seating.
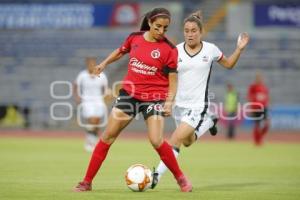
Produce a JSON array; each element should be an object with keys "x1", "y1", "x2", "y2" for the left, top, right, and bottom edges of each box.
[
  {"x1": 0, "y1": 0, "x2": 299, "y2": 128},
  {"x1": 0, "y1": 29, "x2": 130, "y2": 128}
]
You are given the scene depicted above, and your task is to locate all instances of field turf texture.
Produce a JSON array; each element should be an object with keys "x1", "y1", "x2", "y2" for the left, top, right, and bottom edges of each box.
[{"x1": 0, "y1": 134, "x2": 299, "y2": 200}]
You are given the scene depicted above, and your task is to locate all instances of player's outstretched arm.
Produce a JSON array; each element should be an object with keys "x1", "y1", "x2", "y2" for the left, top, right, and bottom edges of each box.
[
  {"x1": 218, "y1": 32, "x2": 250, "y2": 69},
  {"x1": 94, "y1": 48, "x2": 125, "y2": 76}
]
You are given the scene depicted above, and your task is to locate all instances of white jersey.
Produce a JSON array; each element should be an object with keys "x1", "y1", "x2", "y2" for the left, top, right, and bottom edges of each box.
[
  {"x1": 75, "y1": 70, "x2": 108, "y2": 103},
  {"x1": 175, "y1": 41, "x2": 223, "y2": 109}
]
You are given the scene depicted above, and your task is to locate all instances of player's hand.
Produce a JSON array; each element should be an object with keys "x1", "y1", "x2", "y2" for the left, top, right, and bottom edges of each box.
[
  {"x1": 93, "y1": 63, "x2": 106, "y2": 76},
  {"x1": 163, "y1": 101, "x2": 173, "y2": 117},
  {"x1": 237, "y1": 32, "x2": 250, "y2": 51}
]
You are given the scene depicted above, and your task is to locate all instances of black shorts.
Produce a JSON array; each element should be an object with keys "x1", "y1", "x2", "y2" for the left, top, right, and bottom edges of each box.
[
  {"x1": 252, "y1": 108, "x2": 268, "y2": 121},
  {"x1": 114, "y1": 89, "x2": 164, "y2": 120}
]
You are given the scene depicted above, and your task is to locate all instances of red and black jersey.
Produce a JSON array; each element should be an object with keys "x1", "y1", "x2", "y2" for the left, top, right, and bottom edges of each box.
[
  {"x1": 119, "y1": 31, "x2": 178, "y2": 102},
  {"x1": 248, "y1": 83, "x2": 269, "y2": 109}
]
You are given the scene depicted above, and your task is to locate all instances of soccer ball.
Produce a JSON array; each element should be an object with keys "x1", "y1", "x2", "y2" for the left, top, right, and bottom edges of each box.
[{"x1": 125, "y1": 164, "x2": 152, "y2": 192}]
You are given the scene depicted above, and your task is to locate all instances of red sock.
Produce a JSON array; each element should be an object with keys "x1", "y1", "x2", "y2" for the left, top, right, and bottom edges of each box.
[
  {"x1": 261, "y1": 122, "x2": 269, "y2": 136},
  {"x1": 155, "y1": 141, "x2": 183, "y2": 179},
  {"x1": 253, "y1": 123, "x2": 261, "y2": 145},
  {"x1": 84, "y1": 139, "x2": 111, "y2": 183}
]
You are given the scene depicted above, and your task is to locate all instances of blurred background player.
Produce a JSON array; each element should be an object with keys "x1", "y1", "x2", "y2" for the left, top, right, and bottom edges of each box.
[
  {"x1": 224, "y1": 82, "x2": 239, "y2": 139},
  {"x1": 247, "y1": 72, "x2": 270, "y2": 146},
  {"x1": 152, "y1": 10, "x2": 250, "y2": 188},
  {"x1": 74, "y1": 57, "x2": 111, "y2": 152}
]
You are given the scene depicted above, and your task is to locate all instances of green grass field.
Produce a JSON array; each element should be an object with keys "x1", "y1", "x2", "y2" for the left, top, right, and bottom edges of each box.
[{"x1": 0, "y1": 137, "x2": 300, "y2": 200}]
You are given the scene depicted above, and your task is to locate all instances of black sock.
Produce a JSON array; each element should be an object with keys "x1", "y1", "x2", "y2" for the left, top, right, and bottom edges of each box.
[{"x1": 172, "y1": 146, "x2": 180, "y2": 153}]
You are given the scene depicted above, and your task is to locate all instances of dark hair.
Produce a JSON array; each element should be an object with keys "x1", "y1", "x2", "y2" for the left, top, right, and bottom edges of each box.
[
  {"x1": 140, "y1": 8, "x2": 171, "y2": 31},
  {"x1": 184, "y1": 10, "x2": 203, "y2": 31}
]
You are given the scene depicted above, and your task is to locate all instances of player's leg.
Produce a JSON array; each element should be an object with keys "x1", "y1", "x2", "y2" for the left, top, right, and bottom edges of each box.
[
  {"x1": 152, "y1": 106, "x2": 184, "y2": 187},
  {"x1": 181, "y1": 110, "x2": 218, "y2": 147},
  {"x1": 153, "y1": 113, "x2": 218, "y2": 188},
  {"x1": 175, "y1": 109, "x2": 218, "y2": 148},
  {"x1": 261, "y1": 119, "x2": 269, "y2": 136},
  {"x1": 74, "y1": 90, "x2": 136, "y2": 191},
  {"x1": 81, "y1": 102, "x2": 104, "y2": 151},
  {"x1": 227, "y1": 116, "x2": 235, "y2": 139},
  {"x1": 81, "y1": 103, "x2": 96, "y2": 151},
  {"x1": 155, "y1": 122, "x2": 195, "y2": 183},
  {"x1": 196, "y1": 111, "x2": 219, "y2": 138},
  {"x1": 253, "y1": 121, "x2": 261, "y2": 145},
  {"x1": 258, "y1": 119, "x2": 269, "y2": 146},
  {"x1": 252, "y1": 111, "x2": 264, "y2": 146},
  {"x1": 84, "y1": 117, "x2": 100, "y2": 152},
  {"x1": 261, "y1": 108, "x2": 269, "y2": 136},
  {"x1": 84, "y1": 104, "x2": 108, "y2": 151},
  {"x1": 74, "y1": 108, "x2": 133, "y2": 191},
  {"x1": 154, "y1": 107, "x2": 210, "y2": 188},
  {"x1": 144, "y1": 104, "x2": 192, "y2": 192}
]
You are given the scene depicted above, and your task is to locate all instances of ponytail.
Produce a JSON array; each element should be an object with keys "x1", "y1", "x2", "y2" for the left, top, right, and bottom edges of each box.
[
  {"x1": 140, "y1": 13, "x2": 150, "y2": 31},
  {"x1": 184, "y1": 10, "x2": 203, "y2": 31}
]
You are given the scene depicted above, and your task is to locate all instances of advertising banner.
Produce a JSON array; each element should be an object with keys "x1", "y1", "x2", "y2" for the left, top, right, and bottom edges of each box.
[
  {"x1": 254, "y1": 4, "x2": 300, "y2": 27},
  {"x1": 242, "y1": 105, "x2": 300, "y2": 130},
  {"x1": 0, "y1": 3, "x2": 139, "y2": 29}
]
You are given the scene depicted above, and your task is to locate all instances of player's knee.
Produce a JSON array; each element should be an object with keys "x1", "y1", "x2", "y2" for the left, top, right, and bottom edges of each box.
[
  {"x1": 149, "y1": 137, "x2": 163, "y2": 149},
  {"x1": 182, "y1": 137, "x2": 193, "y2": 147},
  {"x1": 183, "y1": 140, "x2": 192, "y2": 147},
  {"x1": 101, "y1": 131, "x2": 118, "y2": 144}
]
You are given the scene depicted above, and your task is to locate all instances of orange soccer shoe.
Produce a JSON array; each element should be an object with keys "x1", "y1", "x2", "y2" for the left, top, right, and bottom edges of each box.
[
  {"x1": 176, "y1": 175, "x2": 192, "y2": 192},
  {"x1": 73, "y1": 181, "x2": 92, "y2": 192}
]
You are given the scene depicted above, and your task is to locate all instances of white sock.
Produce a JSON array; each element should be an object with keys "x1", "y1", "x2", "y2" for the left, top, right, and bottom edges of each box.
[
  {"x1": 195, "y1": 117, "x2": 214, "y2": 139},
  {"x1": 86, "y1": 132, "x2": 98, "y2": 144},
  {"x1": 156, "y1": 148, "x2": 179, "y2": 181}
]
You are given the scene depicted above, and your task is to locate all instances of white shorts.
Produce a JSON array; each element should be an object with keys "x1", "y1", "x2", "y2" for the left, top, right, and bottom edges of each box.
[
  {"x1": 173, "y1": 105, "x2": 212, "y2": 131},
  {"x1": 80, "y1": 102, "x2": 107, "y2": 119}
]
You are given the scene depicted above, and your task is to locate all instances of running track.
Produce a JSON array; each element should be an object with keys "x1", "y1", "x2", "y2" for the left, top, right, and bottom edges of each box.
[{"x1": 0, "y1": 129, "x2": 299, "y2": 143}]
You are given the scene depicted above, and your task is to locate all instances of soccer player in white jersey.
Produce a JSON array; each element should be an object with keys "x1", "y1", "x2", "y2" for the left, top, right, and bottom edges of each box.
[
  {"x1": 151, "y1": 10, "x2": 250, "y2": 188},
  {"x1": 74, "y1": 57, "x2": 110, "y2": 152}
]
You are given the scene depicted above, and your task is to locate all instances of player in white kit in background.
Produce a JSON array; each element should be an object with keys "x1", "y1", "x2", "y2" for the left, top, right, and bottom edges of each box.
[
  {"x1": 74, "y1": 57, "x2": 110, "y2": 152},
  {"x1": 151, "y1": 10, "x2": 250, "y2": 188}
]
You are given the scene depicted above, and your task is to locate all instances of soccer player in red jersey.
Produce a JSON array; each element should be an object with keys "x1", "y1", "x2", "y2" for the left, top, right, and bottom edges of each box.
[
  {"x1": 248, "y1": 72, "x2": 270, "y2": 146},
  {"x1": 73, "y1": 8, "x2": 192, "y2": 192}
]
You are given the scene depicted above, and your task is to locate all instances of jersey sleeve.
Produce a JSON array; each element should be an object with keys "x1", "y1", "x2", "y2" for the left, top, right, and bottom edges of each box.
[
  {"x1": 164, "y1": 48, "x2": 178, "y2": 73},
  {"x1": 119, "y1": 33, "x2": 134, "y2": 54},
  {"x1": 212, "y1": 44, "x2": 223, "y2": 62}
]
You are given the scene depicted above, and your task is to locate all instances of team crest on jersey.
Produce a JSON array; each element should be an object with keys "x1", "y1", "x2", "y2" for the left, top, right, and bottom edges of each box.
[
  {"x1": 178, "y1": 58, "x2": 182, "y2": 63},
  {"x1": 202, "y1": 55, "x2": 209, "y2": 62},
  {"x1": 151, "y1": 49, "x2": 160, "y2": 59}
]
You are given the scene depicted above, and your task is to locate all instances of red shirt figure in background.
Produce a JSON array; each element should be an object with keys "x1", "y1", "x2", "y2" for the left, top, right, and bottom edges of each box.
[{"x1": 248, "y1": 72, "x2": 270, "y2": 146}]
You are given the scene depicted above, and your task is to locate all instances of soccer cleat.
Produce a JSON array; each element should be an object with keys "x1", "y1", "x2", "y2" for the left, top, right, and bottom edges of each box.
[
  {"x1": 209, "y1": 115, "x2": 219, "y2": 136},
  {"x1": 151, "y1": 167, "x2": 159, "y2": 189},
  {"x1": 176, "y1": 175, "x2": 192, "y2": 192},
  {"x1": 73, "y1": 181, "x2": 92, "y2": 192}
]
